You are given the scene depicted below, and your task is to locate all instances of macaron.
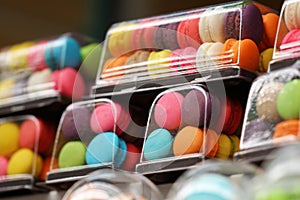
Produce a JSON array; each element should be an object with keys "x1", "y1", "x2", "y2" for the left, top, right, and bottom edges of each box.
[
  {"x1": 177, "y1": 18, "x2": 202, "y2": 49},
  {"x1": 242, "y1": 118, "x2": 273, "y2": 147},
  {"x1": 44, "y1": 36, "x2": 81, "y2": 70},
  {"x1": 258, "y1": 48, "x2": 275, "y2": 72},
  {"x1": 8, "y1": 42, "x2": 35, "y2": 71},
  {"x1": 85, "y1": 132, "x2": 120, "y2": 165},
  {"x1": 284, "y1": 0, "x2": 300, "y2": 31},
  {"x1": 222, "y1": 96, "x2": 243, "y2": 135},
  {"x1": 181, "y1": 89, "x2": 211, "y2": 128},
  {"x1": 27, "y1": 40, "x2": 49, "y2": 71},
  {"x1": 12, "y1": 75, "x2": 28, "y2": 97},
  {"x1": 215, "y1": 134, "x2": 232, "y2": 159},
  {"x1": 154, "y1": 91, "x2": 184, "y2": 130},
  {"x1": 259, "y1": 13, "x2": 282, "y2": 51},
  {"x1": 27, "y1": 68, "x2": 52, "y2": 93},
  {"x1": 61, "y1": 107, "x2": 92, "y2": 141},
  {"x1": 7, "y1": 148, "x2": 43, "y2": 177},
  {"x1": 256, "y1": 82, "x2": 284, "y2": 123},
  {"x1": 58, "y1": 141, "x2": 86, "y2": 168},
  {"x1": 101, "y1": 55, "x2": 129, "y2": 80},
  {"x1": 0, "y1": 122, "x2": 19, "y2": 157},
  {"x1": 114, "y1": 138, "x2": 127, "y2": 167},
  {"x1": 143, "y1": 128, "x2": 173, "y2": 160},
  {"x1": 273, "y1": 120, "x2": 300, "y2": 140},
  {"x1": 80, "y1": 43, "x2": 102, "y2": 79},
  {"x1": 203, "y1": 129, "x2": 219, "y2": 158},
  {"x1": 147, "y1": 49, "x2": 172, "y2": 78},
  {"x1": 90, "y1": 102, "x2": 130, "y2": 135},
  {"x1": 224, "y1": 3, "x2": 263, "y2": 45},
  {"x1": 0, "y1": 156, "x2": 8, "y2": 176},
  {"x1": 173, "y1": 126, "x2": 204, "y2": 156},
  {"x1": 0, "y1": 78, "x2": 15, "y2": 99},
  {"x1": 277, "y1": 79, "x2": 300, "y2": 120},
  {"x1": 196, "y1": 42, "x2": 224, "y2": 68},
  {"x1": 160, "y1": 22, "x2": 180, "y2": 50},
  {"x1": 170, "y1": 47, "x2": 197, "y2": 74},
  {"x1": 280, "y1": 29, "x2": 300, "y2": 52},
  {"x1": 222, "y1": 38, "x2": 260, "y2": 72},
  {"x1": 51, "y1": 67, "x2": 85, "y2": 99},
  {"x1": 142, "y1": 24, "x2": 158, "y2": 50},
  {"x1": 19, "y1": 118, "x2": 55, "y2": 154},
  {"x1": 40, "y1": 156, "x2": 58, "y2": 181},
  {"x1": 120, "y1": 143, "x2": 141, "y2": 171}
]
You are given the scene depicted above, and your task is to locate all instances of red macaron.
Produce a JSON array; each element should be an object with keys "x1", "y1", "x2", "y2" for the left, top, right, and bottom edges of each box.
[{"x1": 222, "y1": 97, "x2": 243, "y2": 135}]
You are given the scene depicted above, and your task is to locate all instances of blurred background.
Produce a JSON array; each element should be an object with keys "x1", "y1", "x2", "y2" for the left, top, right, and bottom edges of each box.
[{"x1": 0, "y1": 0, "x2": 284, "y2": 47}]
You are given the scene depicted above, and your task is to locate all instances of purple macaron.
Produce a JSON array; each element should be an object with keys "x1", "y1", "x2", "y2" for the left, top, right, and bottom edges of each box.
[
  {"x1": 181, "y1": 89, "x2": 212, "y2": 128},
  {"x1": 162, "y1": 22, "x2": 180, "y2": 50},
  {"x1": 61, "y1": 106, "x2": 92, "y2": 141},
  {"x1": 224, "y1": 3, "x2": 263, "y2": 45}
]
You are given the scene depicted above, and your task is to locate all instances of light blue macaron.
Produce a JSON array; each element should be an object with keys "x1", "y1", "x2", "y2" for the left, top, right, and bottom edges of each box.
[
  {"x1": 85, "y1": 132, "x2": 119, "y2": 165},
  {"x1": 143, "y1": 128, "x2": 173, "y2": 160}
]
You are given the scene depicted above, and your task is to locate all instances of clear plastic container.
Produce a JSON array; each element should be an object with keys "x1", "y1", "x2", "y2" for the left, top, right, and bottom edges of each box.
[
  {"x1": 236, "y1": 63, "x2": 300, "y2": 161},
  {"x1": 271, "y1": 0, "x2": 300, "y2": 68},
  {"x1": 0, "y1": 115, "x2": 56, "y2": 192},
  {"x1": 47, "y1": 98, "x2": 145, "y2": 184},
  {"x1": 62, "y1": 168, "x2": 164, "y2": 200},
  {"x1": 166, "y1": 160, "x2": 257, "y2": 200},
  {"x1": 93, "y1": 1, "x2": 276, "y2": 96},
  {"x1": 136, "y1": 84, "x2": 244, "y2": 174},
  {"x1": 253, "y1": 144, "x2": 300, "y2": 199},
  {"x1": 0, "y1": 33, "x2": 100, "y2": 114}
]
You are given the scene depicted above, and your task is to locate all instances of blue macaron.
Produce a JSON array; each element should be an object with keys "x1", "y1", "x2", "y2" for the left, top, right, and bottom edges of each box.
[
  {"x1": 114, "y1": 138, "x2": 127, "y2": 167},
  {"x1": 44, "y1": 36, "x2": 81, "y2": 71},
  {"x1": 143, "y1": 128, "x2": 173, "y2": 160},
  {"x1": 85, "y1": 132, "x2": 119, "y2": 165}
]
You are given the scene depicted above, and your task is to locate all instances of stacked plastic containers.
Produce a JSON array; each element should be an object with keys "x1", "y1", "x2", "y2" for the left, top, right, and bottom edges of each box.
[
  {"x1": 0, "y1": 33, "x2": 99, "y2": 114},
  {"x1": 46, "y1": 98, "x2": 145, "y2": 184},
  {"x1": 0, "y1": 115, "x2": 56, "y2": 192},
  {"x1": 236, "y1": 0, "x2": 300, "y2": 162},
  {"x1": 92, "y1": 0, "x2": 278, "y2": 96},
  {"x1": 62, "y1": 168, "x2": 164, "y2": 200}
]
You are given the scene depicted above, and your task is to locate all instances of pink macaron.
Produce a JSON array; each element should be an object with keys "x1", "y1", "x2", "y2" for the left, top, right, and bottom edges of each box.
[
  {"x1": 27, "y1": 41, "x2": 49, "y2": 72},
  {"x1": 0, "y1": 156, "x2": 8, "y2": 176},
  {"x1": 170, "y1": 47, "x2": 197, "y2": 74},
  {"x1": 51, "y1": 67, "x2": 85, "y2": 100},
  {"x1": 154, "y1": 91, "x2": 184, "y2": 130},
  {"x1": 90, "y1": 102, "x2": 131, "y2": 135},
  {"x1": 19, "y1": 118, "x2": 55, "y2": 154}
]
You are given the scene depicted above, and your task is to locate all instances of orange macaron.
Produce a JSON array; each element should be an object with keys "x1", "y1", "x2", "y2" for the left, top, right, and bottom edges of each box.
[
  {"x1": 222, "y1": 38, "x2": 259, "y2": 72},
  {"x1": 273, "y1": 120, "x2": 300, "y2": 140},
  {"x1": 173, "y1": 126, "x2": 204, "y2": 156},
  {"x1": 101, "y1": 55, "x2": 129, "y2": 80}
]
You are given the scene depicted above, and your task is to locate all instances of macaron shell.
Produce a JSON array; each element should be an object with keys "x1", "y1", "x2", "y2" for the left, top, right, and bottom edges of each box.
[
  {"x1": 143, "y1": 128, "x2": 173, "y2": 160},
  {"x1": 256, "y1": 81, "x2": 284, "y2": 123},
  {"x1": 215, "y1": 134, "x2": 232, "y2": 159},
  {"x1": 258, "y1": 48, "x2": 274, "y2": 72},
  {"x1": 0, "y1": 122, "x2": 19, "y2": 157},
  {"x1": 27, "y1": 68, "x2": 52, "y2": 93},
  {"x1": 273, "y1": 120, "x2": 300, "y2": 139},
  {"x1": 277, "y1": 79, "x2": 300, "y2": 120},
  {"x1": 185, "y1": 18, "x2": 202, "y2": 48},
  {"x1": 147, "y1": 49, "x2": 172, "y2": 78},
  {"x1": 199, "y1": 10, "x2": 213, "y2": 42},
  {"x1": 154, "y1": 91, "x2": 184, "y2": 130},
  {"x1": 7, "y1": 148, "x2": 43, "y2": 177},
  {"x1": 40, "y1": 156, "x2": 58, "y2": 181},
  {"x1": 121, "y1": 143, "x2": 141, "y2": 171},
  {"x1": 224, "y1": 11, "x2": 239, "y2": 40},
  {"x1": 28, "y1": 41, "x2": 49, "y2": 71},
  {"x1": 203, "y1": 129, "x2": 219, "y2": 158},
  {"x1": 173, "y1": 126, "x2": 204, "y2": 156},
  {"x1": 208, "y1": 7, "x2": 226, "y2": 43},
  {"x1": 85, "y1": 132, "x2": 119, "y2": 164},
  {"x1": 142, "y1": 25, "x2": 157, "y2": 50},
  {"x1": 222, "y1": 97, "x2": 243, "y2": 135},
  {"x1": 284, "y1": 1, "x2": 300, "y2": 30},
  {"x1": 114, "y1": 138, "x2": 127, "y2": 167},
  {"x1": 177, "y1": 20, "x2": 190, "y2": 49},
  {"x1": 259, "y1": 13, "x2": 280, "y2": 50},
  {"x1": 0, "y1": 156, "x2": 8, "y2": 176},
  {"x1": 58, "y1": 141, "x2": 86, "y2": 168},
  {"x1": 162, "y1": 22, "x2": 180, "y2": 50}
]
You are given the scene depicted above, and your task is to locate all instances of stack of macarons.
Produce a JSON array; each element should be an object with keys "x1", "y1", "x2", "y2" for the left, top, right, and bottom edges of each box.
[
  {"x1": 101, "y1": 2, "x2": 279, "y2": 85},
  {"x1": 241, "y1": 72, "x2": 300, "y2": 149},
  {"x1": 143, "y1": 88, "x2": 243, "y2": 162},
  {"x1": 0, "y1": 34, "x2": 97, "y2": 103},
  {"x1": 276, "y1": 0, "x2": 300, "y2": 58},
  {"x1": 0, "y1": 115, "x2": 56, "y2": 180},
  {"x1": 54, "y1": 100, "x2": 142, "y2": 175}
]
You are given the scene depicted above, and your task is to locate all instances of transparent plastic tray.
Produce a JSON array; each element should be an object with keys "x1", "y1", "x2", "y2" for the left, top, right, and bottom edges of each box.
[
  {"x1": 63, "y1": 168, "x2": 164, "y2": 200},
  {"x1": 236, "y1": 62, "x2": 300, "y2": 162},
  {"x1": 0, "y1": 115, "x2": 56, "y2": 192},
  {"x1": 47, "y1": 98, "x2": 146, "y2": 184},
  {"x1": 0, "y1": 32, "x2": 99, "y2": 114},
  {"x1": 136, "y1": 84, "x2": 244, "y2": 174},
  {"x1": 92, "y1": 1, "x2": 275, "y2": 96},
  {"x1": 166, "y1": 160, "x2": 257, "y2": 200},
  {"x1": 271, "y1": 0, "x2": 300, "y2": 69}
]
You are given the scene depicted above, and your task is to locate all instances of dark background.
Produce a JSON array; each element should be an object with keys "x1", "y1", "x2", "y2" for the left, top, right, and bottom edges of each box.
[{"x1": 0, "y1": 0, "x2": 284, "y2": 47}]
